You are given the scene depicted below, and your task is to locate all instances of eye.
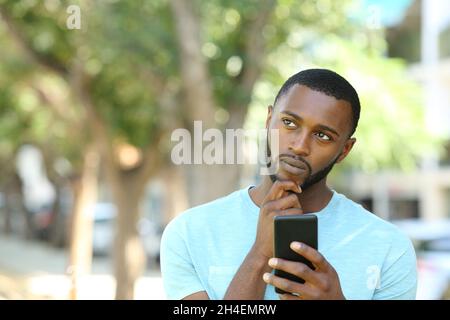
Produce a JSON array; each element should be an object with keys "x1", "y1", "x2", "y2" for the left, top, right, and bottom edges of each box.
[
  {"x1": 282, "y1": 118, "x2": 296, "y2": 128},
  {"x1": 316, "y1": 132, "x2": 331, "y2": 141}
]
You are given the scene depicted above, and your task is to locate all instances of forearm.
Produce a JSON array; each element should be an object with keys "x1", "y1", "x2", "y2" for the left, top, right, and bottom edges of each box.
[{"x1": 223, "y1": 246, "x2": 272, "y2": 300}]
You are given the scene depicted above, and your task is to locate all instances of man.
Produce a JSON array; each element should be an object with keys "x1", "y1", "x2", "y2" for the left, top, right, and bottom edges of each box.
[{"x1": 160, "y1": 69, "x2": 417, "y2": 300}]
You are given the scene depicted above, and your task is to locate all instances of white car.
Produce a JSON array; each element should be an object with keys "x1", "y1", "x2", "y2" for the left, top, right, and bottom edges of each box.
[
  {"x1": 91, "y1": 202, "x2": 161, "y2": 266},
  {"x1": 393, "y1": 219, "x2": 450, "y2": 300}
]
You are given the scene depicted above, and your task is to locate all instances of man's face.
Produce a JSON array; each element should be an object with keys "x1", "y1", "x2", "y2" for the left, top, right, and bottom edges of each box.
[{"x1": 266, "y1": 84, "x2": 356, "y2": 189}]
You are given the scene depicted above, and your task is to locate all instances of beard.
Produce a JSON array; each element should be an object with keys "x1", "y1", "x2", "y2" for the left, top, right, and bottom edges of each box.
[{"x1": 266, "y1": 132, "x2": 340, "y2": 191}]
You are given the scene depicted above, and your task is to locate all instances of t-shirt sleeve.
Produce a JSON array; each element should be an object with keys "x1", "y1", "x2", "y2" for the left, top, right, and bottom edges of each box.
[
  {"x1": 160, "y1": 217, "x2": 206, "y2": 300},
  {"x1": 373, "y1": 232, "x2": 418, "y2": 300}
]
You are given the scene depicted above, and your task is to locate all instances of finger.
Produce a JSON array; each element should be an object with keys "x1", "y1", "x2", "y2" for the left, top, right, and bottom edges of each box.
[
  {"x1": 283, "y1": 193, "x2": 302, "y2": 210},
  {"x1": 290, "y1": 242, "x2": 330, "y2": 271},
  {"x1": 266, "y1": 193, "x2": 302, "y2": 212},
  {"x1": 272, "y1": 181, "x2": 299, "y2": 200},
  {"x1": 264, "y1": 180, "x2": 301, "y2": 202},
  {"x1": 268, "y1": 258, "x2": 320, "y2": 286},
  {"x1": 275, "y1": 208, "x2": 304, "y2": 217},
  {"x1": 263, "y1": 272, "x2": 305, "y2": 296}
]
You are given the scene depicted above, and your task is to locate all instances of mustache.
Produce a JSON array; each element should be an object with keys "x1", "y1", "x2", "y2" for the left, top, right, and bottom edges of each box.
[
  {"x1": 265, "y1": 136, "x2": 312, "y2": 179},
  {"x1": 278, "y1": 153, "x2": 312, "y2": 175}
]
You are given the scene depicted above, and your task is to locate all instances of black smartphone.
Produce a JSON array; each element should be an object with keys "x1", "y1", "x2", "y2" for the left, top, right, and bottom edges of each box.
[{"x1": 273, "y1": 214, "x2": 318, "y2": 294}]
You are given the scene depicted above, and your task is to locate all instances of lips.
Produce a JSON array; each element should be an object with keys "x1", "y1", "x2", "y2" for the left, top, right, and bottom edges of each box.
[
  {"x1": 280, "y1": 157, "x2": 308, "y2": 176},
  {"x1": 280, "y1": 156, "x2": 308, "y2": 171}
]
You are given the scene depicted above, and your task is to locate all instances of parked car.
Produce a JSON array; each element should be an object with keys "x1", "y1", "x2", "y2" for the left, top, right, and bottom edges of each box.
[
  {"x1": 91, "y1": 202, "x2": 161, "y2": 267},
  {"x1": 91, "y1": 203, "x2": 116, "y2": 255},
  {"x1": 393, "y1": 218, "x2": 450, "y2": 300}
]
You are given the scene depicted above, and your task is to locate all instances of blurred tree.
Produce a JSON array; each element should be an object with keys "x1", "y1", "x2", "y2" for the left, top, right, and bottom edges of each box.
[
  {"x1": 0, "y1": 0, "x2": 276, "y2": 298},
  {"x1": 247, "y1": 16, "x2": 441, "y2": 175},
  {"x1": 0, "y1": 0, "x2": 441, "y2": 300},
  {"x1": 0, "y1": 0, "x2": 156, "y2": 299},
  {"x1": 0, "y1": 16, "x2": 96, "y2": 300},
  {"x1": 168, "y1": 0, "x2": 370, "y2": 204}
]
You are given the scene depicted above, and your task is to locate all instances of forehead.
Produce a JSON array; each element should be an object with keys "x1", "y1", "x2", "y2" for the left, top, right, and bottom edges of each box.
[{"x1": 276, "y1": 84, "x2": 352, "y2": 135}]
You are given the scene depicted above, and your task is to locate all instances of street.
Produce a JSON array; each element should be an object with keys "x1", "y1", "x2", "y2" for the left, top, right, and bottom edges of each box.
[{"x1": 0, "y1": 234, "x2": 165, "y2": 300}]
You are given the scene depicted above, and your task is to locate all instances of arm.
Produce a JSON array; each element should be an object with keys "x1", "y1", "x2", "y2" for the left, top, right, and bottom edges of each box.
[
  {"x1": 183, "y1": 291, "x2": 210, "y2": 300},
  {"x1": 177, "y1": 241, "x2": 274, "y2": 300},
  {"x1": 223, "y1": 247, "x2": 272, "y2": 300},
  {"x1": 163, "y1": 180, "x2": 302, "y2": 300},
  {"x1": 224, "y1": 180, "x2": 303, "y2": 299}
]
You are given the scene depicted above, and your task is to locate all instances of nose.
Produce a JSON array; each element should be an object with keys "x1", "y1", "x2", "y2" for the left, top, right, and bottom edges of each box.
[{"x1": 289, "y1": 130, "x2": 311, "y2": 157}]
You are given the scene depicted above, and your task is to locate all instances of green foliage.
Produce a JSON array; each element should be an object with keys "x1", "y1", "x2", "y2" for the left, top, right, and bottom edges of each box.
[
  {"x1": 246, "y1": 7, "x2": 441, "y2": 173},
  {"x1": 0, "y1": 0, "x2": 441, "y2": 176}
]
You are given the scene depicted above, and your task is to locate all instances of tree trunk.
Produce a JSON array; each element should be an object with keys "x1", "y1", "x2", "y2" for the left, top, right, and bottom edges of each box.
[
  {"x1": 112, "y1": 179, "x2": 147, "y2": 300},
  {"x1": 184, "y1": 164, "x2": 242, "y2": 207},
  {"x1": 1, "y1": 176, "x2": 15, "y2": 235},
  {"x1": 13, "y1": 173, "x2": 35, "y2": 240},
  {"x1": 2, "y1": 192, "x2": 12, "y2": 234},
  {"x1": 40, "y1": 146, "x2": 70, "y2": 248},
  {"x1": 182, "y1": 109, "x2": 249, "y2": 206},
  {"x1": 49, "y1": 185, "x2": 66, "y2": 247},
  {"x1": 67, "y1": 146, "x2": 99, "y2": 300},
  {"x1": 169, "y1": 0, "x2": 275, "y2": 207},
  {"x1": 162, "y1": 165, "x2": 189, "y2": 223}
]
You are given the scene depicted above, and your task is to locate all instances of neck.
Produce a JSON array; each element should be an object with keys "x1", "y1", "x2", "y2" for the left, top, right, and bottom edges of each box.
[{"x1": 249, "y1": 175, "x2": 333, "y2": 213}]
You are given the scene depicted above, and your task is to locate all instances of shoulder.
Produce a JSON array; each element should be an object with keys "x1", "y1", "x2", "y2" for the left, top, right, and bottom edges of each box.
[{"x1": 334, "y1": 191, "x2": 414, "y2": 249}]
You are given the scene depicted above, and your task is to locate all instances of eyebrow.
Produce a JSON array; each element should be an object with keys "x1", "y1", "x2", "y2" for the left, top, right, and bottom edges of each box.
[{"x1": 280, "y1": 111, "x2": 341, "y2": 137}]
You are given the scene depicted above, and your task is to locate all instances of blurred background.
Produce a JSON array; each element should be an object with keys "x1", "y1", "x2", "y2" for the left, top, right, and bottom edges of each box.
[{"x1": 0, "y1": 0, "x2": 449, "y2": 300}]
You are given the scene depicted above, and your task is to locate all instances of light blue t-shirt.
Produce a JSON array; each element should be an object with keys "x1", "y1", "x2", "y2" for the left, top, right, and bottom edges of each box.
[{"x1": 160, "y1": 186, "x2": 417, "y2": 300}]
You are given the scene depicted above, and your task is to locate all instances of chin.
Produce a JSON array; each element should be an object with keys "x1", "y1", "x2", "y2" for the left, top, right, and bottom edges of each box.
[{"x1": 275, "y1": 170, "x2": 306, "y2": 186}]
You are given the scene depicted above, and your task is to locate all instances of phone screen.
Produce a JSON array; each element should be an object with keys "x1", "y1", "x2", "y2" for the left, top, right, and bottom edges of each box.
[{"x1": 273, "y1": 214, "x2": 318, "y2": 295}]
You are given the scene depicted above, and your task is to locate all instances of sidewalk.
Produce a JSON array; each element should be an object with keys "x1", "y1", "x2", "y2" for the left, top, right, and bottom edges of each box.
[{"x1": 0, "y1": 234, "x2": 165, "y2": 300}]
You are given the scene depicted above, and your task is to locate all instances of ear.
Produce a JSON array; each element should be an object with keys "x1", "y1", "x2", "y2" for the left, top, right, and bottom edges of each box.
[
  {"x1": 336, "y1": 138, "x2": 356, "y2": 163},
  {"x1": 266, "y1": 105, "x2": 273, "y2": 129}
]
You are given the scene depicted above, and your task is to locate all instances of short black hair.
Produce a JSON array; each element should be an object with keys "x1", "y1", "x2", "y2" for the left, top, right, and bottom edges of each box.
[{"x1": 273, "y1": 68, "x2": 360, "y2": 137}]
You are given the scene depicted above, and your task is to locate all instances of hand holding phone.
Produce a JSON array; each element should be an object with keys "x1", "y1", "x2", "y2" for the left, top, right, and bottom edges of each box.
[{"x1": 273, "y1": 214, "x2": 318, "y2": 294}]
